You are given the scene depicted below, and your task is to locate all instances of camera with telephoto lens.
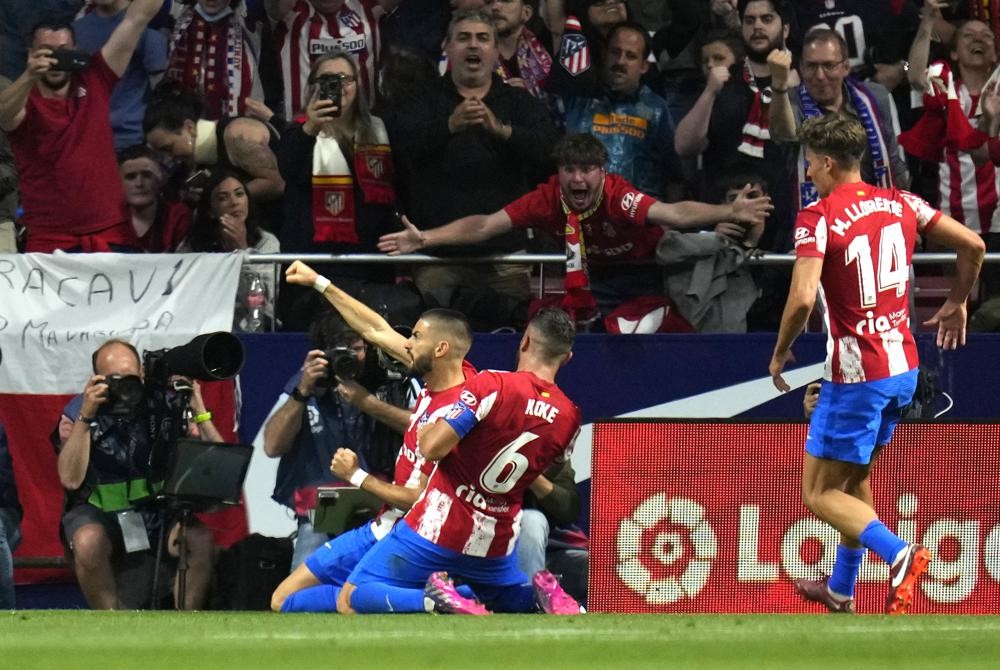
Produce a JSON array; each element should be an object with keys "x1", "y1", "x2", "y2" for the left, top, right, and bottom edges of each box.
[
  {"x1": 102, "y1": 374, "x2": 145, "y2": 416},
  {"x1": 315, "y1": 73, "x2": 343, "y2": 116},
  {"x1": 315, "y1": 346, "x2": 360, "y2": 387}
]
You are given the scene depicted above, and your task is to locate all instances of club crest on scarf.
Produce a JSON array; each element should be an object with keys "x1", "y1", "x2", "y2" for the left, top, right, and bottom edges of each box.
[
  {"x1": 325, "y1": 191, "x2": 345, "y2": 216},
  {"x1": 366, "y1": 155, "x2": 384, "y2": 179},
  {"x1": 560, "y1": 35, "x2": 590, "y2": 75}
]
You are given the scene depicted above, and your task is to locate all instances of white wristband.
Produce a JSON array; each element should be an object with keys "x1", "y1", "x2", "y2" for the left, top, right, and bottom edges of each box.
[
  {"x1": 313, "y1": 275, "x2": 331, "y2": 294},
  {"x1": 349, "y1": 468, "x2": 369, "y2": 488}
]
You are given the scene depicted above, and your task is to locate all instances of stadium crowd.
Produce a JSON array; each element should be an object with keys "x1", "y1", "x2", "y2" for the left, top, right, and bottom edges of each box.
[{"x1": 1, "y1": 0, "x2": 998, "y2": 612}]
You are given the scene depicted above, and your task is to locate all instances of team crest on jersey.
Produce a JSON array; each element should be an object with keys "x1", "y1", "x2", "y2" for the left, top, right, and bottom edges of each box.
[
  {"x1": 445, "y1": 405, "x2": 465, "y2": 420},
  {"x1": 325, "y1": 192, "x2": 344, "y2": 216},
  {"x1": 339, "y1": 7, "x2": 364, "y2": 33},
  {"x1": 460, "y1": 390, "x2": 477, "y2": 406},
  {"x1": 367, "y1": 156, "x2": 384, "y2": 178}
]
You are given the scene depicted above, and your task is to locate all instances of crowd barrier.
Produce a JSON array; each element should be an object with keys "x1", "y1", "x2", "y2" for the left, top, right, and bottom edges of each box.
[{"x1": 589, "y1": 420, "x2": 1000, "y2": 614}]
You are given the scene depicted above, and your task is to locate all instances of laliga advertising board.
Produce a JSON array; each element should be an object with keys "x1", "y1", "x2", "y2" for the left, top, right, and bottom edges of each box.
[{"x1": 589, "y1": 421, "x2": 1000, "y2": 614}]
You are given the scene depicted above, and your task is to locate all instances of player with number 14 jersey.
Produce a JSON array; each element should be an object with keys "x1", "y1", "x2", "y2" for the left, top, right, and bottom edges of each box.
[{"x1": 793, "y1": 182, "x2": 942, "y2": 383}]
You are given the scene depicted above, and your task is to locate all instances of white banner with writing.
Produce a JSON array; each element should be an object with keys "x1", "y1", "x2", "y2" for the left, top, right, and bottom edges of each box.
[{"x1": 0, "y1": 252, "x2": 243, "y2": 393}]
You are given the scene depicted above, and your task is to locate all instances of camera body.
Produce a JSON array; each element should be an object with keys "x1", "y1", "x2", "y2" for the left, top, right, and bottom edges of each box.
[
  {"x1": 316, "y1": 346, "x2": 360, "y2": 387},
  {"x1": 102, "y1": 374, "x2": 145, "y2": 416},
  {"x1": 315, "y1": 73, "x2": 343, "y2": 116},
  {"x1": 50, "y1": 48, "x2": 90, "y2": 72}
]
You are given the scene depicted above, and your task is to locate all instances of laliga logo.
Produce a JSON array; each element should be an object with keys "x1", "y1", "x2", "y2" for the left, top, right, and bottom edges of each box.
[{"x1": 616, "y1": 493, "x2": 717, "y2": 604}]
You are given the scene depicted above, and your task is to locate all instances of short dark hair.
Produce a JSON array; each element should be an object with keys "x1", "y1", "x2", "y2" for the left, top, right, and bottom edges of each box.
[
  {"x1": 189, "y1": 169, "x2": 264, "y2": 251},
  {"x1": 553, "y1": 133, "x2": 608, "y2": 169},
  {"x1": 737, "y1": 0, "x2": 792, "y2": 25},
  {"x1": 29, "y1": 20, "x2": 75, "y2": 44},
  {"x1": 606, "y1": 21, "x2": 652, "y2": 60},
  {"x1": 802, "y1": 27, "x2": 848, "y2": 62},
  {"x1": 143, "y1": 81, "x2": 202, "y2": 135},
  {"x1": 713, "y1": 168, "x2": 769, "y2": 203},
  {"x1": 798, "y1": 114, "x2": 867, "y2": 169},
  {"x1": 420, "y1": 308, "x2": 473, "y2": 357},
  {"x1": 699, "y1": 29, "x2": 745, "y2": 63},
  {"x1": 117, "y1": 144, "x2": 160, "y2": 166},
  {"x1": 92, "y1": 340, "x2": 141, "y2": 374},
  {"x1": 309, "y1": 310, "x2": 361, "y2": 351},
  {"x1": 446, "y1": 8, "x2": 497, "y2": 44},
  {"x1": 528, "y1": 308, "x2": 575, "y2": 362}
]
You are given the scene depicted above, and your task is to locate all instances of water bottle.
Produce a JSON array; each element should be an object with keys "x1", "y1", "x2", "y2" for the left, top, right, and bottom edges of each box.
[{"x1": 245, "y1": 273, "x2": 267, "y2": 333}]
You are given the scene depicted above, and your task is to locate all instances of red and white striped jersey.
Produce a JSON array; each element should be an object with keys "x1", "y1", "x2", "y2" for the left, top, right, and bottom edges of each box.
[
  {"x1": 272, "y1": 0, "x2": 380, "y2": 120},
  {"x1": 404, "y1": 369, "x2": 581, "y2": 558},
  {"x1": 370, "y1": 360, "x2": 477, "y2": 540},
  {"x1": 934, "y1": 74, "x2": 1000, "y2": 234},
  {"x1": 794, "y1": 182, "x2": 942, "y2": 383}
]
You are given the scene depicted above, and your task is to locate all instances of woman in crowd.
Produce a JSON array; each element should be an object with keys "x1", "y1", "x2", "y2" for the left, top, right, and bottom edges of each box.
[{"x1": 276, "y1": 50, "x2": 401, "y2": 331}]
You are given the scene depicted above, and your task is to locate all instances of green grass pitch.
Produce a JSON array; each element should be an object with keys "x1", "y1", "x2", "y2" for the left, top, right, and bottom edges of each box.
[{"x1": 3, "y1": 611, "x2": 999, "y2": 669}]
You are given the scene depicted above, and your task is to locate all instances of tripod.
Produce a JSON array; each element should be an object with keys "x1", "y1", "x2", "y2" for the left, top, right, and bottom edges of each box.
[{"x1": 150, "y1": 500, "x2": 203, "y2": 611}]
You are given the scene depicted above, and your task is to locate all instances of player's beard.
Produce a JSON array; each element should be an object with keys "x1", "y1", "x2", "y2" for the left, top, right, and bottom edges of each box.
[{"x1": 410, "y1": 349, "x2": 434, "y2": 377}]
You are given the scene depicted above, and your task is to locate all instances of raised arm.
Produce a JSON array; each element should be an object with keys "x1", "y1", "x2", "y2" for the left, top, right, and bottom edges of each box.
[
  {"x1": 101, "y1": 0, "x2": 165, "y2": 78},
  {"x1": 908, "y1": 0, "x2": 945, "y2": 93},
  {"x1": 0, "y1": 48, "x2": 56, "y2": 131},
  {"x1": 285, "y1": 261, "x2": 409, "y2": 362},
  {"x1": 674, "y1": 66, "x2": 729, "y2": 156},
  {"x1": 647, "y1": 185, "x2": 773, "y2": 230},
  {"x1": 766, "y1": 49, "x2": 798, "y2": 142},
  {"x1": 376, "y1": 211, "x2": 514, "y2": 255},
  {"x1": 923, "y1": 214, "x2": 987, "y2": 349}
]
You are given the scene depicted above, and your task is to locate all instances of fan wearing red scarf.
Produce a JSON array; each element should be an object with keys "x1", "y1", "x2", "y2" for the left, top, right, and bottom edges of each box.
[{"x1": 377, "y1": 133, "x2": 772, "y2": 325}]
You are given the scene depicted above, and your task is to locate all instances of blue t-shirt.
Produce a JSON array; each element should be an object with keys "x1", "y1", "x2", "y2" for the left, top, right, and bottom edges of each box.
[{"x1": 73, "y1": 9, "x2": 168, "y2": 150}]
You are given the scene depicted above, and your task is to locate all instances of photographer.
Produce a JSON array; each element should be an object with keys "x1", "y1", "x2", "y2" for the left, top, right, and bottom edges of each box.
[
  {"x1": 0, "y1": 0, "x2": 165, "y2": 252},
  {"x1": 56, "y1": 339, "x2": 220, "y2": 610},
  {"x1": 262, "y1": 311, "x2": 382, "y2": 570}
]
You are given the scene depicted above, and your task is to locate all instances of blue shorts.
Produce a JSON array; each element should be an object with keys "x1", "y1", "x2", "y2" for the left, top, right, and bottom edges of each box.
[
  {"x1": 304, "y1": 522, "x2": 377, "y2": 587},
  {"x1": 346, "y1": 522, "x2": 527, "y2": 590},
  {"x1": 806, "y1": 369, "x2": 918, "y2": 465}
]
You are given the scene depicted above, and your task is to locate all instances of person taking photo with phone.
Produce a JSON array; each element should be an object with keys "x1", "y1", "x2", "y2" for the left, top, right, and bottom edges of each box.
[
  {"x1": 0, "y1": 0, "x2": 166, "y2": 253},
  {"x1": 274, "y1": 50, "x2": 400, "y2": 331}
]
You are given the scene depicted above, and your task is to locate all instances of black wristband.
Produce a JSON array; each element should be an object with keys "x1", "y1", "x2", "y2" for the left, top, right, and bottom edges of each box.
[{"x1": 290, "y1": 387, "x2": 311, "y2": 403}]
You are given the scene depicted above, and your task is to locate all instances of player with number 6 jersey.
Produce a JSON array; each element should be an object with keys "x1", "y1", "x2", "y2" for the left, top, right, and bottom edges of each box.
[
  {"x1": 771, "y1": 115, "x2": 984, "y2": 617},
  {"x1": 406, "y1": 366, "x2": 580, "y2": 558}
]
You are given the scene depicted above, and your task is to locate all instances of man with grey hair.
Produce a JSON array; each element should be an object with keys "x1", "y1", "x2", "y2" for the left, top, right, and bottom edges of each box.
[{"x1": 385, "y1": 7, "x2": 557, "y2": 321}]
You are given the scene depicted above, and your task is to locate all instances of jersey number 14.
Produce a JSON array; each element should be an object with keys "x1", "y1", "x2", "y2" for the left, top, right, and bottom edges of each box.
[{"x1": 845, "y1": 221, "x2": 909, "y2": 308}]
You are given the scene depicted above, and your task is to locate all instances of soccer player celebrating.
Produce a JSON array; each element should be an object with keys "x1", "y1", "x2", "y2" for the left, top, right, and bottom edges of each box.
[
  {"x1": 270, "y1": 261, "x2": 477, "y2": 613},
  {"x1": 769, "y1": 114, "x2": 985, "y2": 614},
  {"x1": 335, "y1": 308, "x2": 583, "y2": 615}
]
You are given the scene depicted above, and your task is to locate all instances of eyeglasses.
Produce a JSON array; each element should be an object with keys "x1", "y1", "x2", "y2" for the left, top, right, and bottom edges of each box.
[{"x1": 801, "y1": 60, "x2": 846, "y2": 75}]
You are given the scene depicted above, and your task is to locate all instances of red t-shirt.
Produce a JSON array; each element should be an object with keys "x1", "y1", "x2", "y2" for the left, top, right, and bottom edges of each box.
[
  {"x1": 405, "y1": 369, "x2": 581, "y2": 558},
  {"x1": 503, "y1": 174, "x2": 660, "y2": 261},
  {"x1": 135, "y1": 200, "x2": 193, "y2": 253},
  {"x1": 8, "y1": 52, "x2": 133, "y2": 250},
  {"x1": 794, "y1": 182, "x2": 941, "y2": 383}
]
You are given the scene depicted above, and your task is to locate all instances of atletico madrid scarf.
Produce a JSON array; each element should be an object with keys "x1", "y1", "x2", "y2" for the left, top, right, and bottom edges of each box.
[
  {"x1": 738, "y1": 58, "x2": 773, "y2": 159},
  {"x1": 558, "y1": 187, "x2": 602, "y2": 323},
  {"x1": 167, "y1": 6, "x2": 257, "y2": 120},
  {"x1": 311, "y1": 117, "x2": 396, "y2": 244},
  {"x1": 496, "y1": 28, "x2": 552, "y2": 97},
  {"x1": 796, "y1": 78, "x2": 894, "y2": 207}
]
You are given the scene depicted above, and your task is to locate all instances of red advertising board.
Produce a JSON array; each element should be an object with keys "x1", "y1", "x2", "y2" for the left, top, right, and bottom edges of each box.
[{"x1": 589, "y1": 421, "x2": 1000, "y2": 614}]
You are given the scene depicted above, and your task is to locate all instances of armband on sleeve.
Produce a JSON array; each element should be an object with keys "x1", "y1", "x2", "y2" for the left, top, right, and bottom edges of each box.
[{"x1": 442, "y1": 402, "x2": 478, "y2": 439}]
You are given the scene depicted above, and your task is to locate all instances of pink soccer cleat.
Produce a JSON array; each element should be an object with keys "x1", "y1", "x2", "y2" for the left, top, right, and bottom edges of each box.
[
  {"x1": 424, "y1": 572, "x2": 491, "y2": 615},
  {"x1": 532, "y1": 570, "x2": 583, "y2": 615}
]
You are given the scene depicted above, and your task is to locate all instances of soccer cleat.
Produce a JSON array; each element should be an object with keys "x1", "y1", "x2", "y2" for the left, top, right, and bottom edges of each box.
[
  {"x1": 886, "y1": 544, "x2": 932, "y2": 615},
  {"x1": 424, "y1": 572, "x2": 490, "y2": 615},
  {"x1": 532, "y1": 570, "x2": 583, "y2": 615},
  {"x1": 794, "y1": 577, "x2": 855, "y2": 613}
]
